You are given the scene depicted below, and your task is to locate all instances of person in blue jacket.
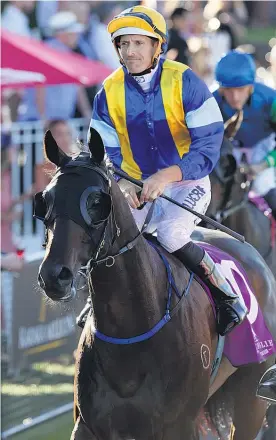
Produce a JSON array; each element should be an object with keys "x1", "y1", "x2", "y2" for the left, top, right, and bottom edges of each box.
[
  {"x1": 89, "y1": 6, "x2": 247, "y2": 335},
  {"x1": 214, "y1": 50, "x2": 276, "y2": 220}
]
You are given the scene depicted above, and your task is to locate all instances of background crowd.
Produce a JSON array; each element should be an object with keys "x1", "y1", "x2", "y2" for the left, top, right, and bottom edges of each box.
[{"x1": 1, "y1": 0, "x2": 276, "y2": 258}]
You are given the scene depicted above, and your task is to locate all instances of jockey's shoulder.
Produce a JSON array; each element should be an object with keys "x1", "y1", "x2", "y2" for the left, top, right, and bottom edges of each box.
[
  {"x1": 252, "y1": 81, "x2": 276, "y2": 101},
  {"x1": 161, "y1": 58, "x2": 190, "y2": 74},
  {"x1": 103, "y1": 66, "x2": 124, "y2": 88}
]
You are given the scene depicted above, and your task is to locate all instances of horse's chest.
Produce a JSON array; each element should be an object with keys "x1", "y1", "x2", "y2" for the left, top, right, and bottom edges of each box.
[{"x1": 82, "y1": 371, "x2": 166, "y2": 437}]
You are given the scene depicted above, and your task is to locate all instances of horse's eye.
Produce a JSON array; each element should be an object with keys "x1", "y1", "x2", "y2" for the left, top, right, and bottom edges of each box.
[
  {"x1": 80, "y1": 187, "x2": 112, "y2": 226},
  {"x1": 87, "y1": 193, "x2": 102, "y2": 208}
]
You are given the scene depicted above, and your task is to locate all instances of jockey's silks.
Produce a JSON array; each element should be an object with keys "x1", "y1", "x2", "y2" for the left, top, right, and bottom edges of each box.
[
  {"x1": 214, "y1": 82, "x2": 276, "y2": 150},
  {"x1": 90, "y1": 59, "x2": 224, "y2": 181}
]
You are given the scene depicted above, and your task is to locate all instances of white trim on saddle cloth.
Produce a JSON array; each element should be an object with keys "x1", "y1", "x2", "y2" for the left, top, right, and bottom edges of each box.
[{"x1": 199, "y1": 242, "x2": 276, "y2": 367}]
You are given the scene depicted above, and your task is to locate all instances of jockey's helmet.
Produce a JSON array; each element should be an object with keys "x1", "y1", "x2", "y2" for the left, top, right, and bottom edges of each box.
[
  {"x1": 107, "y1": 6, "x2": 168, "y2": 68},
  {"x1": 215, "y1": 50, "x2": 256, "y2": 88}
]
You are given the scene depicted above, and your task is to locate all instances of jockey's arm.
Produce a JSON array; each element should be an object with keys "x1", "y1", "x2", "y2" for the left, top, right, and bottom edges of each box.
[
  {"x1": 89, "y1": 89, "x2": 122, "y2": 175},
  {"x1": 90, "y1": 90, "x2": 143, "y2": 207},
  {"x1": 141, "y1": 74, "x2": 224, "y2": 203},
  {"x1": 135, "y1": 71, "x2": 224, "y2": 204},
  {"x1": 179, "y1": 69, "x2": 224, "y2": 181}
]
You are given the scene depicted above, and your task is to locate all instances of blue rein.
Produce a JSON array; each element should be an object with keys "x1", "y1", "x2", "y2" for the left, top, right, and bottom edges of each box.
[{"x1": 95, "y1": 242, "x2": 194, "y2": 344}]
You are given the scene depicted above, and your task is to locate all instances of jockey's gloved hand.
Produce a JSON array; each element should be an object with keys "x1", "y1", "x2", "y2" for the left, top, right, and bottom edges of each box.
[
  {"x1": 118, "y1": 178, "x2": 141, "y2": 209},
  {"x1": 140, "y1": 166, "x2": 182, "y2": 204}
]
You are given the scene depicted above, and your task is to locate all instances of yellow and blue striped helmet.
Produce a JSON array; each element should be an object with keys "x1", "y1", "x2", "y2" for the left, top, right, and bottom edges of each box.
[{"x1": 108, "y1": 6, "x2": 168, "y2": 65}]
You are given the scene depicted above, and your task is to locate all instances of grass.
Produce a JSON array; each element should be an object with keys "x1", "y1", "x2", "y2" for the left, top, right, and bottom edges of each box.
[
  {"x1": 1, "y1": 357, "x2": 75, "y2": 436},
  {"x1": 11, "y1": 412, "x2": 74, "y2": 440}
]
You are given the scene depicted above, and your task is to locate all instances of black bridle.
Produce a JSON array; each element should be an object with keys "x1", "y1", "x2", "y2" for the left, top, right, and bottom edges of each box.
[{"x1": 34, "y1": 158, "x2": 155, "y2": 273}]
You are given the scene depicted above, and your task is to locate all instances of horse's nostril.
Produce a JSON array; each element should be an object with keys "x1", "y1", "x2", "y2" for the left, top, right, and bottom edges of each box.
[{"x1": 58, "y1": 267, "x2": 73, "y2": 283}]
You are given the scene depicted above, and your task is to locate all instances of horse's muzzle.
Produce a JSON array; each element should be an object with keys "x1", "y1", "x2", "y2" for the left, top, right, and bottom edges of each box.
[{"x1": 38, "y1": 262, "x2": 76, "y2": 301}]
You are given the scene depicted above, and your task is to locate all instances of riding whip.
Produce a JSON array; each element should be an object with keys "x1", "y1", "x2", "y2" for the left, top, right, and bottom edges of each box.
[{"x1": 114, "y1": 169, "x2": 245, "y2": 243}]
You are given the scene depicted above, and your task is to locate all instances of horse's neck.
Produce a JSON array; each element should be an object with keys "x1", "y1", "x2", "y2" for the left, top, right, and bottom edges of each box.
[
  {"x1": 90, "y1": 183, "x2": 167, "y2": 336},
  {"x1": 225, "y1": 203, "x2": 271, "y2": 257}
]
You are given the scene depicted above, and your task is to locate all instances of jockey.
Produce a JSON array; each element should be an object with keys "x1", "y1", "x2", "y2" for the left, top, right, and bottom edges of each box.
[
  {"x1": 89, "y1": 5, "x2": 247, "y2": 336},
  {"x1": 214, "y1": 50, "x2": 276, "y2": 220}
]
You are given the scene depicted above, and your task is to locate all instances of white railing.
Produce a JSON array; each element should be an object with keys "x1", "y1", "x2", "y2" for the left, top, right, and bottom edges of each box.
[{"x1": 6, "y1": 118, "x2": 89, "y2": 254}]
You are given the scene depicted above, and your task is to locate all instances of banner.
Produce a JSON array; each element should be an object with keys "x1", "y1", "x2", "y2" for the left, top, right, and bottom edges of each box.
[{"x1": 10, "y1": 256, "x2": 87, "y2": 370}]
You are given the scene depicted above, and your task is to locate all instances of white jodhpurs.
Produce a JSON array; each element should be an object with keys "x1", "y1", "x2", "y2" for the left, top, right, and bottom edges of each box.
[
  {"x1": 130, "y1": 176, "x2": 211, "y2": 253},
  {"x1": 233, "y1": 135, "x2": 276, "y2": 197}
]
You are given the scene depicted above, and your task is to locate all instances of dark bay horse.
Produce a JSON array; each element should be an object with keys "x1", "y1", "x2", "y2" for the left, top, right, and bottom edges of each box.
[
  {"x1": 207, "y1": 138, "x2": 276, "y2": 277},
  {"x1": 37, "y1": 129, "x2": 276, "y2": 440}
]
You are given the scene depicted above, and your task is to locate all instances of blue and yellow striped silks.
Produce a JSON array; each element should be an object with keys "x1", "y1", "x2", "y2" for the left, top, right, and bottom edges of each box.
[
  {"x1": 91, "y1": 58, "x2": 224, "y2": 180},
  {"x1": 160, "y1": 61, "x2": 191, "y2": 160},
  {"x1": 103, "y1": 68, "x2": 141, "y2": 179},
  {"x1": 103, "y1": 60, "x2": 191, "y2": 180}
]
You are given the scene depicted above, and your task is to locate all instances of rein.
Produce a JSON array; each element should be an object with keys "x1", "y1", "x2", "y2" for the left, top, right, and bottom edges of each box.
[{"x1": 114, "y1": 169, "x2": 245, "y2": 243}]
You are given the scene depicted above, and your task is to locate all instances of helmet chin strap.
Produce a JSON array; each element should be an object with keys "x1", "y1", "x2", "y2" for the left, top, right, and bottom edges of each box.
[{"x1": 129, "y1": 57, "x2": 159, "y2": 76}]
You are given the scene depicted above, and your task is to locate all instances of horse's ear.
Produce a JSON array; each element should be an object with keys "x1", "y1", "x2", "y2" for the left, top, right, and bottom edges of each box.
[
  {"x1": 44, "y1": 130, "x2": 69, "y2": 166},
  {"x1": 88, "y1": 127, "x2": 105, "y2": 164}
]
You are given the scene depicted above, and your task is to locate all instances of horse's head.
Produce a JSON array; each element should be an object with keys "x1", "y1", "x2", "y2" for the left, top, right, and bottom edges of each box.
[
  {"x1": 208, "y1": 137, "x2": 252, "y2": 223},
  {"x1": 36, "y1": 128, "x2": 119, "y2": 302},
  {"x1": 207, "y1": 137, "x2": 237, "y2": 218}
]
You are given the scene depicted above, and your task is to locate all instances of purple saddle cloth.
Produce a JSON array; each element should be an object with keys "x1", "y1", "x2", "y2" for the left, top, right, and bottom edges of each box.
[{"x1": 200, "y1": 243, "x2": 276, "y2": 367}]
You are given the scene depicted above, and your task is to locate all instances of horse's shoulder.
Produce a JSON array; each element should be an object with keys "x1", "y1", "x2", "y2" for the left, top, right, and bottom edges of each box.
[{"x1": 145, "y1": 236, "x2": 206, "y2": 296}]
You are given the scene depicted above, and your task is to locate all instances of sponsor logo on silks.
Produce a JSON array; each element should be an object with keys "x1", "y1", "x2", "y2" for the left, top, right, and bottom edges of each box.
[
  {"x1": 183, "y1": 186, "x2": 206, "y2": 209},
  {"x1": 133, "y1": 75, "x2": 146, "y2": 84}
]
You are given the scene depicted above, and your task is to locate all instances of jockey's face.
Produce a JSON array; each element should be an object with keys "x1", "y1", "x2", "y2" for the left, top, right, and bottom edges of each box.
[
  {"x1": 221, "y1": 85, "x2": 253, "y2": 110},
  {"x1": 119, "y1": 35, "x2": 158, "y2": 74}
]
